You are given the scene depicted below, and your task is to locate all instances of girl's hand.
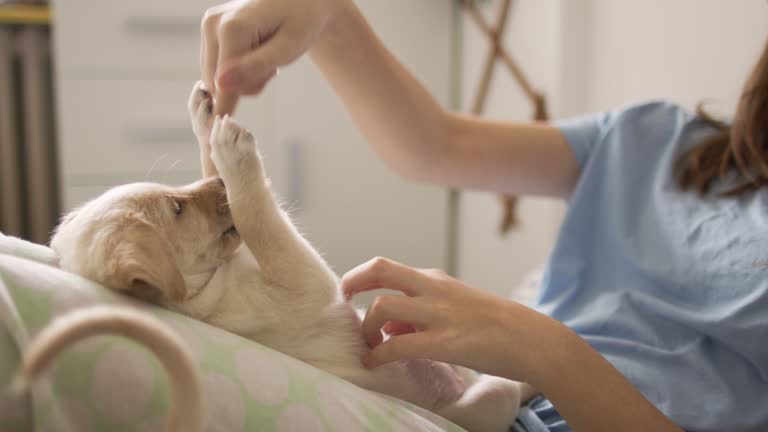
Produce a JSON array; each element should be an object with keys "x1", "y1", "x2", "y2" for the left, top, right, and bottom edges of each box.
[
  {"x1": 341, "y1": 257, "x2": 560, "y2": 383},
  {"x1": 201, "y1": 0, "x2": 348, "y2": 115},
  {"x1": 343, "y1": 258, "x2": 685, "y2": 432}
]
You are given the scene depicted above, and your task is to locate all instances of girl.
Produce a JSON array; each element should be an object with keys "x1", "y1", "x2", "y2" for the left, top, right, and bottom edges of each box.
[{"x1": 198, "y1": 1, "x2": 768, "y2": 430}]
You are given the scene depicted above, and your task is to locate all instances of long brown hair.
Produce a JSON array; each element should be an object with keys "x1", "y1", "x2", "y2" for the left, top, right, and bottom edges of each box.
[{"x1": 677, "y1": 38, "x2": 768, "y2": 197}]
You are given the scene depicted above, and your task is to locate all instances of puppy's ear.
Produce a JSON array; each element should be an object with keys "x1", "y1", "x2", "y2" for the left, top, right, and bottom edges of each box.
[{"x1": 105, "y1": 221, "x2": 186, "y2": 304}]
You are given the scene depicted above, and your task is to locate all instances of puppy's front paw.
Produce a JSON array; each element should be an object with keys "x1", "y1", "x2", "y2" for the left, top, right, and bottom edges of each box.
[
  {"x1": 188, "y1": 80, "x2": 213, "y2": 138},
  {"x1": 210, "y1": 115, "x2": 263, "y2": 178}
]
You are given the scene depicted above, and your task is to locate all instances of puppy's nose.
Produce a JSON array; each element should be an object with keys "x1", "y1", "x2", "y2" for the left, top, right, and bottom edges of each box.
[{"x1": 216, "y1": 177, "x2": 225, "y2": 188}]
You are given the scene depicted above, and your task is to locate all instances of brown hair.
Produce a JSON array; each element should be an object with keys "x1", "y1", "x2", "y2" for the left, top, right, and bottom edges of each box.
[{"x1": 677, "y1": 38, "x2": 768, "y2": 197}]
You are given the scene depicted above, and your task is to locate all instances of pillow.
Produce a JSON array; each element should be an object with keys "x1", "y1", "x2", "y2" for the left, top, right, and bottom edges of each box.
[
  {"x1": 0, "y1": 232, "x2": 58, "y2": 267},
  {"x1": 0, "y1": 235, "x2": 464, "y2": 432}
]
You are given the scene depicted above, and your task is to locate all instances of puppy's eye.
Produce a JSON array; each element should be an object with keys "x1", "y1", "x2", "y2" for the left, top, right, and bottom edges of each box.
[{"x1": 171, "y1": 199, "x2": 183, "y2": 216}]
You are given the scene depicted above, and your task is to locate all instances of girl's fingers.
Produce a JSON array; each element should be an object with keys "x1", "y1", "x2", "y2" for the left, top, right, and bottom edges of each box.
[
  {"x1": 216, "y1": 14, "x2": 251, "y2": 82},
  {"x1": 363, "y1": 333, "x2": 430, "y2": 369},
  {"x1": 215, "y1": 62, "x2": 276, "y2": 112},
  {"x1": 214, "y1": 93, "x2": 240, "y2": 117},
  {"x1": 201, "y1": 5, "x2": 227, "y2": 94},
  {"x1": 341, "y1": 257, "x2": 430, "y2": 300},
  {"x1": 382, "y1": 321, "x2": 416, "y2": 335},
  {"x1": 213, "y1": 12, "x2": 253, "y2": 116},
  {"x1": 361, "y1": 295, "x2": 426, "y2": 348},
  {"x1": 202, "y1": 30, "x2": 219, "y2": 94},
  {"x1": 230, "y1": 68, "x2": 277, "y2": 96},
  {"x1": 200, "y1": 34, "x2": 207, "y2": 89},
  {"x1": 223, "y1": 31, "x2": 296, "y2": 92}
]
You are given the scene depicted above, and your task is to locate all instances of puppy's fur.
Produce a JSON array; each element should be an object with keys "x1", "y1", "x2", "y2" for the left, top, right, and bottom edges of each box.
[
  {"x1": 16, "y1": 306, "x2": 203, "y2": 432},
  {"x1": 50, "y1": 82, "x2": 525, "y2": 431}
]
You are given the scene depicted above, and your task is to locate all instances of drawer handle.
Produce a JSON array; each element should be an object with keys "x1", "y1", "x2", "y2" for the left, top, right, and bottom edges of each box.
[
  {"x1": 124, "y1": 125, "x2": 195, "y2": 145},
  {"x1": 123, "y1": 17, "x2": 200, "y2": 38}
]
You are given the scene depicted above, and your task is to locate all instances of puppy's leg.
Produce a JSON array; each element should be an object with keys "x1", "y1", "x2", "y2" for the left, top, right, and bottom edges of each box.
[
  {"x1": 187, "y1": 81, "x2": 218, "y2": 178},
  {"x1": 209, "y1": 116, "x2": 338, "y2": 296},
  {"x1": 437, "y1": 375, "x2": 523, "y2": 432}
]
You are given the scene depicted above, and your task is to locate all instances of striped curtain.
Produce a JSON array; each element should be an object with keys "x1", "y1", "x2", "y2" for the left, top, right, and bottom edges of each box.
[{"x1": 0, "y1": 15, "x2": 59, "y2": 244}]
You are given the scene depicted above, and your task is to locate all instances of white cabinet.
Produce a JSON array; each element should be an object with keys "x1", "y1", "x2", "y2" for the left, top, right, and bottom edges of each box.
[
  {"x1": 54, "y1": 0, "x2": 209, "y2": 74},
  {"x1": 52, "y1": 0, "x2": 454, "y2": 274}
]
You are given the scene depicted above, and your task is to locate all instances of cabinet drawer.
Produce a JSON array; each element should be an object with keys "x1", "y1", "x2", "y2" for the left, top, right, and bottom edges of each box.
[
  {"x1": 57, "y1": 79, "x2": 272, "y2": 178},
  {"x1": 53, "y1": 0, "x2": 218, "y2": 74}
]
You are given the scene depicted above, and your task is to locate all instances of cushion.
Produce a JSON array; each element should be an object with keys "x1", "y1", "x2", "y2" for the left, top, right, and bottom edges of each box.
[{"x1": 0, "y1": 233, "x2": 464, "y2": 431}]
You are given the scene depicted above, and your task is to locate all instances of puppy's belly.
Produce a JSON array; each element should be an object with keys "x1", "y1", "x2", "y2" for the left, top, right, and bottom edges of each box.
[
  {"x1": 401, "y1": 359, "x2": 467, "y2": 409},
  {"x1": 256, "y1": 304, "x2": 469, "y2": 412},
  {"x1": 179, "y1": 262, "x2": 469, "y2": 413}
]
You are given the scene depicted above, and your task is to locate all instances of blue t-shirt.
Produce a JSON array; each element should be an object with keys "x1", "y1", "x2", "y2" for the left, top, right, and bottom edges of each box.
[{"x1": 537, "y1": 101, "x2": 768, "y2": 432}]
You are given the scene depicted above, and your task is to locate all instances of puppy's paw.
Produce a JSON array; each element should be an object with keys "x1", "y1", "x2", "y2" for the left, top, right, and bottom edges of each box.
[
  {"x1": 188, "y1": 80, "x2": 214, "y2": 138},
  {"x1": 210, "y1": 115, "x2": 263, "y2": 178}
]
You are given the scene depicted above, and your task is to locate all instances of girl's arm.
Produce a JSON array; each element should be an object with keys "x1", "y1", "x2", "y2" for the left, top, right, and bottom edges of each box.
[
  {"x1": 310, "y1": 3, "x2": 579, "y2": 198},
  {"x1": 532, "y1": 322, "x2": 684, "y2": 432},
  {"x1": 204, "y1": 0, "x2": 580, "y2": 198},
  {"x1": 341, "y1": 257, "x2": 684, "y2": 432}
]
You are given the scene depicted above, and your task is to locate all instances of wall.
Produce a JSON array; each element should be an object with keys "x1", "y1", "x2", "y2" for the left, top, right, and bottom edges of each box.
[
  {"x1": 264, "y1": 0, "x2": 455, "y2": 276},
  {"x1": 458, "y1": 0, "x2": 768, "y2": 301},
  {"x1": 582, "y1": 0, "x2": 768, "y2": 114},
  {"x1": 458, "y1": 0, "x2": 565, "y2": 302},
  {"x1": 52, "y1": 0, "x2": 454, "y2": 283}
]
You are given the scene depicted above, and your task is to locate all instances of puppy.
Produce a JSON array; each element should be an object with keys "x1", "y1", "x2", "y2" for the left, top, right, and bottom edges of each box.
[
  {"x1": 50, "y1": 82, "x2": 525, "y2": 431},
  {"x1": 15, "y1": 306, "x2": 204, "y2": 432}
]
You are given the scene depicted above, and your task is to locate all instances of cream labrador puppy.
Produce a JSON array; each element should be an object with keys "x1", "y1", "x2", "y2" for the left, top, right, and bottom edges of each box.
[{"x1": 50, "y1": 82, "x2": 526, "y2": 432}]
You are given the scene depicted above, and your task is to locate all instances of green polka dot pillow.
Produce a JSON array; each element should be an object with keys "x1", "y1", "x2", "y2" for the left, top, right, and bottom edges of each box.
[{"x1": 0, "y1": 233, "x2": 465, "y2": 432}]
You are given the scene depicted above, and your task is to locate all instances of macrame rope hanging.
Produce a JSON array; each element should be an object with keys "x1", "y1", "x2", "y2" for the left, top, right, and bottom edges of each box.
[{"x1": 460, "y1": 0, "x2": 549, "y2": 234}]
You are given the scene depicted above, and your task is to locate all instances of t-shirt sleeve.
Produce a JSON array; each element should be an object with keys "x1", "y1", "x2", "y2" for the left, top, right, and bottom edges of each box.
[{"x1": 554, "y1": 111, "x2": 617, "y2": 169}]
